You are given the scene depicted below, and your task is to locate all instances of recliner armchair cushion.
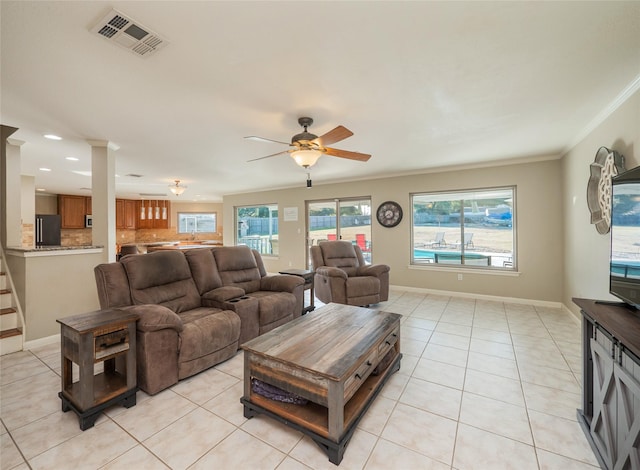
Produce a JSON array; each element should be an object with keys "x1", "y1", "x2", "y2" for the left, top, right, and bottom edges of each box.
[{"x1": 312, "y1": 241, "x2": 390, "y2": 306}]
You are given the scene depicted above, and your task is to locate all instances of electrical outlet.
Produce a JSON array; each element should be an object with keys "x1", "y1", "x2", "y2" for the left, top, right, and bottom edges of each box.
[
  {"x1": 289, "y1": 261, "x2": 292, "y2": 267},
  {"x1": 457, "y1": 274, "x2": 463, "y2": 281}
]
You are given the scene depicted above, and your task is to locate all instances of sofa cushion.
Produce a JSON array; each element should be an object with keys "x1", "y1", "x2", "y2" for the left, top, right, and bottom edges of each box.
[
  {"x1": 121, "y1": 304, "x2": 183, "y2": 333},
  {"x1": 178, "y1": 308, "x2": 240, "y2": 363},
  {"x1": 346, "y1": 276, "x2": 380, "y2": 297},
  {"x1": 184, "y1": 248, "x2": 223, "y2": 295},
  {"x1": 121, "y1": 251, "x2": 201, "y2": 313},
  {"x1": 213, "y1": 245, "x2": 262, "y2": 293},
  {"x1": 94, "y1": 262, "x2": 132, "y2": 308},
  {"x1": 248, "y1": 291, "x2": 297, "y2": 326}
]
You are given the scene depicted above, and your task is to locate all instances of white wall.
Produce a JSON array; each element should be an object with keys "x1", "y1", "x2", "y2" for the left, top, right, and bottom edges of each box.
[
  {"x1": 562, "y1": 88, "x2": 640, "y2": 314},
  {"x1": 224, "y1": 158, "x2": 564, "y2": 303}
]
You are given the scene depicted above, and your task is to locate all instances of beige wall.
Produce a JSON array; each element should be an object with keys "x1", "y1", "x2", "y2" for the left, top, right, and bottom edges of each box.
[
  {"x1": 562, "y1": 88, "x2": 640, "y2": 315},
  {"x1": 224, "y1": 158, "x2": 564, "y2": 303},
  {"x1": 6, "y1": 250, "x2": 103, "y2": 342}
]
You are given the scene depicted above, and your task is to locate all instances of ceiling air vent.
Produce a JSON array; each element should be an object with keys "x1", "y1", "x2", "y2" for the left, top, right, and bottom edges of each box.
[{"x1": 90, "y1": 9, "x2": 168, "y2": 58}]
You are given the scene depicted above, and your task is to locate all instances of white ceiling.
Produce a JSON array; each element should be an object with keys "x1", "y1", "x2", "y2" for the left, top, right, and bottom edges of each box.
[{"x1": 2, "y1": 1, "x2": 639, "y2": 202}]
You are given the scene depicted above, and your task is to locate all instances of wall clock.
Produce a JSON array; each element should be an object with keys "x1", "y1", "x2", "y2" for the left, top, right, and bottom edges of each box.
[
  {"x1": 376, "y1": 201, "x2": 403, "y2": 227},
  {"x1": 586, "y1": 146, "x2": 625, "y2": 234}
]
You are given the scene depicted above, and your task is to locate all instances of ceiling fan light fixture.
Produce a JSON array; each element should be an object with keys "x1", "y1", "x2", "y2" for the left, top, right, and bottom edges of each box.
[
  {"x1": 291, "y1": 149, "x2": 322, "y2": 168},
  {"x1": 169, "y1": 179, "x2": 187, "y2": 196}
]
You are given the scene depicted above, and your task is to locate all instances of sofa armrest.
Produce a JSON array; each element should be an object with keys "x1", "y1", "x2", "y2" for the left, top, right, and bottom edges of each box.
[
  {"x1": 316, "y1": 267, "x2": 348, "y2": 279},
  {"x1": 203, "y1": 286, "x2": 246, "y2": 302},
  {"x1": 260, "y1": 274, "x2": 304, "y2": 293},
  {"x1": 120, "y1": 304, "x2": 183, "y2": 333},
  {"x1": 356, "y1": 264, "x2": 390, "y2": 277}
]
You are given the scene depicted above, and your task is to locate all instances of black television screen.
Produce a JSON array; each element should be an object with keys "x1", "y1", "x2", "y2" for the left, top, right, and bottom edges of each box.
[{"x1": 610, "y1": 166, "x2": 640, "y2": 309}]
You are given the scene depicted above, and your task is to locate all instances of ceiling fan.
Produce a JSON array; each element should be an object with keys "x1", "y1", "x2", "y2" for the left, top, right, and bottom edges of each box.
[{"x1": 245, "y1": 117, "x2": 371, "y2": 168}]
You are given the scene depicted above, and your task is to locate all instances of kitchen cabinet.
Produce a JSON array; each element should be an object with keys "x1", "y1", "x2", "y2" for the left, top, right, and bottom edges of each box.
[
  {"x1": 116, "y1": 199, "x2": 137, "y2": 230},
  {"x1": 124, "y1": 200, "x2": 137, "y2": 229},
  {"x1": 136, "y1": 200, "x2": 170, "y2": 229},
  {"x1": 58, "y1": 195, "x2": 89, "y2": 229}
]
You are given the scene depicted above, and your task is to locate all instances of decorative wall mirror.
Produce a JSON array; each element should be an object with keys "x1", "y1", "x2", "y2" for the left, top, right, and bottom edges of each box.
[{"x1": 587, "y1": 146, "x2": 625, "y2": 234}]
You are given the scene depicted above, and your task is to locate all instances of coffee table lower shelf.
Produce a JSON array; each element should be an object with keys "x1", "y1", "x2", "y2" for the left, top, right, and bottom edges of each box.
[{"x1": 241, "y1": 353, "x2": 401, "y2": 465}]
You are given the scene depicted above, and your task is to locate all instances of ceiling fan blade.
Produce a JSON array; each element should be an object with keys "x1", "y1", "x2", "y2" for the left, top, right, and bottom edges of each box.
[
  {"x1": 315, "y1": 126, "x2": 353, "y2": 147},
  {"x1": 244, "y1": 135, "x2": 291, "y2": 145},
  {"x1": 247, "y1": 150, "x2": 290, "y2": 162},
  {"x1": 323, "y1": 147, "x2": 371, "y2": 162}
]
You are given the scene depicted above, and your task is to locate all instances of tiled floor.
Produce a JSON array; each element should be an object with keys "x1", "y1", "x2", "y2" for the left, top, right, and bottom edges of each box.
[{"x1": 1, "y1": 289, "x2": 600, "y2": 469}]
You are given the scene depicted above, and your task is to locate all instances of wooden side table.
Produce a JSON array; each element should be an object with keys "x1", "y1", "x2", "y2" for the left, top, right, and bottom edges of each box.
[
  {"x1": 279, "y1": 268, "x2": 315, "y2": 314},
  {"x1": 57, "y1": 309, "x2": 138, "y2": 430}
]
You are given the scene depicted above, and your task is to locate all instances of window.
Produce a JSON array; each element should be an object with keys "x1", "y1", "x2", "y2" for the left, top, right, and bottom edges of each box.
[
  {"x1": 412, "y1": 187, "x2": 515, "y2": 270},
  {"x1": 236, "y1": 204, "x2": 279, "y2": 256},
  {"x1": 177, "y1": 212, "x2": 217, "y2": 234}
]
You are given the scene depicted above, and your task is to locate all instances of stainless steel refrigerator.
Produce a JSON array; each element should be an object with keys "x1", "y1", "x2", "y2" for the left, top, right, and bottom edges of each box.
[{"x1": 35, "y1": 214, "x2": 61, "y2": 246}]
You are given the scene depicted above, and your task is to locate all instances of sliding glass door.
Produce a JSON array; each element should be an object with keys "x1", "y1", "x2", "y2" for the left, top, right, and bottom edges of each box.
[{"x1": 306, "y1": 198, "x2": 372, "y2": 268}]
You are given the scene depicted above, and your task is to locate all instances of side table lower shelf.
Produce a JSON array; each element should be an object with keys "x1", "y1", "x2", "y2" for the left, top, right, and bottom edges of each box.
[{"x1": 59, "y1": 386, "x2": 137, "y2": 430}]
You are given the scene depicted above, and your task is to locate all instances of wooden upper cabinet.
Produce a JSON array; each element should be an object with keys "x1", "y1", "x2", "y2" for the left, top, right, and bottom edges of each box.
[
  {"x1": 124, "y1": 200, "x2": 137, "y2": 229},
  {"x1": 136, "y1": 200, "x2": 170, "y2": 229},
  {"x1": 58, "y1": 195, "x2": 88, "y2": 229},
  {"x1": 116, "y1": 199, "x2": 137, "y2": 229},
  {"x1": 116, "y1": 199, "x2": 125, "y2": 229}
]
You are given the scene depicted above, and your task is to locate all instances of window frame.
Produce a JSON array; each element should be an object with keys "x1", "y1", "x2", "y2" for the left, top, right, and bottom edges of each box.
[
  {"x1": 176, "y1": 211, "x2": 217, "y2": 235},
  {"x1": 410, "y1": 186, "x2": 516, "y2": 271},
  {"x1": 235, "y1": 203, "x2": 279, "y2": 257}
]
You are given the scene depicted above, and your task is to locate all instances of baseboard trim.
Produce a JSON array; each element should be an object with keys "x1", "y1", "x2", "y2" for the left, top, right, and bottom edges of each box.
[
  {"x1": 389, "y1": 284, "x2": 568, "y2": 311},
  {"x1": 24, "y1": 333, "x2": 60, "y2": 351}
]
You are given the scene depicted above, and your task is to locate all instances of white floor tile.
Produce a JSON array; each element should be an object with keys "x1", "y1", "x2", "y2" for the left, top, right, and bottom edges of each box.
[{"x1": 1, "y1": 291, "x2": 601, "y2": 469}]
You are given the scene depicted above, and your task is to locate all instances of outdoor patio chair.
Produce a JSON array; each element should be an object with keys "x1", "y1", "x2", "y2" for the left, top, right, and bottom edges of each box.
[
  {"x1": 355, "y1": 233, "x2": 371, "y2": 252},
  {"x1": 453, "y1": 232, "x2": 474, "y2": 248},
  {"x1": 429, "y1": 232, "x2": 447, "y2": 247}
]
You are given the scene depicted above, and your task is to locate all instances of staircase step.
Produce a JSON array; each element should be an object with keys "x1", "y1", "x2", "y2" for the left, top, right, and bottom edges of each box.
[
  {"x1": 0, "y1": 328, "x2": 21, "y2": 339},
  {"x1": 1, "y1": 307, "x2": 17, "y2": 315},
  {"x1": 0, "y1": 289, "x2": 10, "y2": 295},
  {"x1": 0, "y1": 328, "x2": 23, "y2": 355}
]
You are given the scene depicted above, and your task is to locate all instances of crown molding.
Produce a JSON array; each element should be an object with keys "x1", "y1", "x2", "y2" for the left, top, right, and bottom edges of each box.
[{"x1": 563, "y1": 74, "x2": 640, "y2": 155}]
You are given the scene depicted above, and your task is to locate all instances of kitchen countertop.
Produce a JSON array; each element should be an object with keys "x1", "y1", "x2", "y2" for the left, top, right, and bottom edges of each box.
[{"x1": 5, "y1": 246, "x2": 103, "y2": 257}]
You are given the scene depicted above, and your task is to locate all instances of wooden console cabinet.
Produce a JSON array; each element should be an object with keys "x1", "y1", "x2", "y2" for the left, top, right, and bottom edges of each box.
[
  {"x1": 57, "y1": 309, "x2": 138, "y2": 430},
  {"x1": 573, "y1": 298, "x2": 640, "y2": 470}
]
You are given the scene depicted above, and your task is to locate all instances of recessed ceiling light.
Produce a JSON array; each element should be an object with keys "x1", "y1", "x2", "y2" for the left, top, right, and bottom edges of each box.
[
  {"x1": 65, "y1": 157, "x2": 79, "y2": 161},
  {"x1": 36, "y1": 188, "x2": 46, "y2": 192},
  {"x1": 72, "y1": 170, "x2": 92, "y2": 176},
  {"x1": 43, "y1": 134, "x2": 62, "y2": 140},
  {"x1": 39, "y1": 167, "x2": 52, "y2": 172}
]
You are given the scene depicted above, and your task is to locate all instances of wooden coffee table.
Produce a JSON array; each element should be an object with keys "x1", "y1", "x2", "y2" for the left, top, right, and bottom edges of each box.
[{"x1": 241, "y1": 303, "x2": 401, "y2": 465}]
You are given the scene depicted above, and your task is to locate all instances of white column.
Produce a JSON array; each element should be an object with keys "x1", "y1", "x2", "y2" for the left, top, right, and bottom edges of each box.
[
  {"x1": 21, "y1": 174, "x2": 35, "y2": 248},
  {"x1": 3, "y1": 136, "x2": 24, "y2": 248},
  {"x1": 87, "y1": 139, "x2": 118, "y2": 262}
]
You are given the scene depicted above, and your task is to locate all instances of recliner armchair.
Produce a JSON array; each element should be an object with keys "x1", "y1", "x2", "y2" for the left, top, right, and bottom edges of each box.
[{"x1": 310, "y1": 241, "x2": 390, "y2": 306}]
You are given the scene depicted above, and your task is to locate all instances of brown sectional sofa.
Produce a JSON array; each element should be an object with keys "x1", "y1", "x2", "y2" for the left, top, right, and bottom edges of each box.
[{"x1": 94, "y1": 245, "x2": 304, "y2": 395}]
